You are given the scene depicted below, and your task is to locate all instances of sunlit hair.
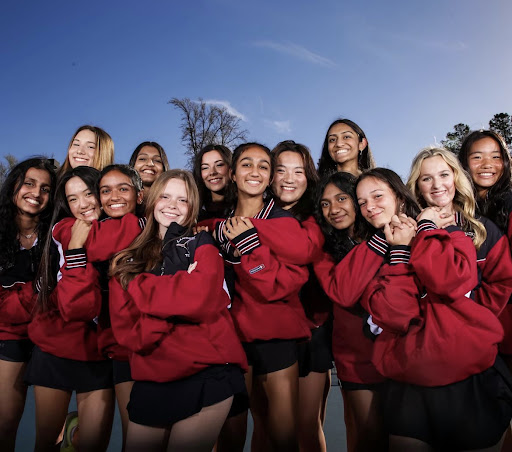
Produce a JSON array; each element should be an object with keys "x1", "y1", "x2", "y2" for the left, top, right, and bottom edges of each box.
[
  {"x1": 317, "y1": 118, "x2": 376, "y2": 177},
  {"x1": 271, "y1": 140, "x2": 319, "y2": 221},
  {"x1": 193, "y1": 144, "x2": 232, "y2": 206},
  {"x1": 407, "y1": 146, "x2": 486, "y2": 249},
  {"x1": 458, "y1": 130, "x2": 512, "y2": 233},
  {"x1": 37, "y1": 167, "x2": 101, "y2": 312},
  {"x1": 226, "y1": 142, "x2": 273, "y2": 210},
  {"x1": 110, "y1": 170, "x2": 199, "y2": 289},
  {"x1": 0, "y1": 158, "x2": 56, "y2": 275},
  {"x1": 315, "y1": 172, "x2": 358, "y2": 262},
  {"x1": 129, "y1": 142, "x2": 170, "y2": 174},
  {"x1": 355, "y1": 168, "x2": 420, "y2": 241},
  {"x1": 59, "y1": 125, "x2": 114, "y2": 176}
]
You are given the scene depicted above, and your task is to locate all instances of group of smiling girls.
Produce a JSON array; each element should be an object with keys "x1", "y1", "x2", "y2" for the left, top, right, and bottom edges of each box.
[{"x1": 1, "y1": 120, "x2": 512, "y2": 452}]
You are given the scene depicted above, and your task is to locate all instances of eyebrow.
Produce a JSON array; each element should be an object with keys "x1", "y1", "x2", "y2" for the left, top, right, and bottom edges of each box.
[
  {"x1": 328, "y1": 130, "x2": 356, "y2": 137},
  {"x1": 240, "y1": 156, "x2": 270, "y2": 165},
  {"x1": 73, "y1": 138, "x2": 96, "y2": 145},
  {"x1": 99, "y1": 182, "x2": 133, "y2": 189},
  {"x1": 201, "y1": 160, "x2": 224, "y2": 165}
]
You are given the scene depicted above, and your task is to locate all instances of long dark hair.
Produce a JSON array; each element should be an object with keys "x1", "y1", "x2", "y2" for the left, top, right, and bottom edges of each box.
[
  {"x1": 315, "y1": 172, "x2": 358, "y2": 263},
  {"x1": 36, "y1": 167, "x2": 101, "y2": 311},
  {"x1": 272, "y1": 140, "x2": 319, "y2": 221},
  {"x1": 317, "y1": 118, "x2": 376, "y2": 178},
  {"x1": 226, "y1": 142, "x2": 273, "y2": 211},
  {"x1": 129, "y1": 141, "x2": 170, "y2": 172},
  {"x1": 0, "y1": 158, "x2": 56, "y2": 274},
  {"x1": 193, "y1": 144, "x2": 232, "y2": 208},
  {"x1": 458, "y1": 130, "x2": 512, "y2": 233},
  {"x1": 355, "y1": 168, "x2": 420, "y2": 241}
]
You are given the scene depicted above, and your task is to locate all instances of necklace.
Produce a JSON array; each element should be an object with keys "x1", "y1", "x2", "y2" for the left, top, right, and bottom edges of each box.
[{"x1": 20, "y1": 229, "x2": 37, "y2": 240}]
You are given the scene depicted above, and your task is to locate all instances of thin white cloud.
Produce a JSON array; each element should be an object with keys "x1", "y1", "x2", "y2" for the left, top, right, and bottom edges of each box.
[
  {"x1": 197, "y1": 99, "x2": 247, "y2": 121},
  {"x1": 253, "y1": 41, "x2": 336, "y2": 68},
  {"x1": 264, "y1": 119, "x2": 292, "y2": 134}
]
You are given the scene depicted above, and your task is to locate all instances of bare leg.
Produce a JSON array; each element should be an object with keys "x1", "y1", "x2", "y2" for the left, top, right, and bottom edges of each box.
[
  {"x1": 167, "y1": 397, "x2": 233, "y2": 452},
  {"x1": 389, "y1": 435, "x2": 434, "y2": 452},
  {"x1": 250, "y1": 377, "x2": 270, "y2": 452},
  {"x1": 125, "y1": 421, "x2": 170, "y2": 452},
  {"x1": 0, "y1": 360, "x2": 28, "y2": 452},
  {"x1": 257, "y1": 363, "x2": 299, "y2": 452},
  {"x1": 115, "y1": 381, "x2": 134, "y2": 451},
  {"x1": 297, "y1": 371, "x2": 328, "y2": 452},
  {"x1": 320, "y1": 369, "x2": 331, "y2": 425},
  {"x1": 34, "y1": 386, "x2": 72, "y2": 452},
  {"x1": 342, "y1": 388, "x2": 386, "y2": 452},
  {"x1": 76, "y1": 388, "x2": 115, "y2": 452},
  {"x1": 216, "y1": 410, "x2": 248, "y2": 452}
]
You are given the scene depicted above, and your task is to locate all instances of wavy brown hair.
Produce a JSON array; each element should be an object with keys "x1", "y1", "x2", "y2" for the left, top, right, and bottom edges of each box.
[{"x1": 110, "y1": 169, "x2": 199, "y2": 289}]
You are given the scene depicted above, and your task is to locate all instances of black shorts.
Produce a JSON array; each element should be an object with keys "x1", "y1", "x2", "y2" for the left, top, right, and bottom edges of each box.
[
  {"x1": 113, "y1": 359, "x2": 132, "y2": 386},
  {"x1": 298, "y1": 324, "x2": 334, "y2": 378},
  {"x1": 383, "y1": 356, "x2": 512, "y2": 450},
  {"x1": 128, "y1": 364, "x2": 246, "y2": 427},
  {"x1": 0, "y1": 339, "x2": 33, "y2": 362},
  {"x1": 243, "y1": 339, "x2": 298, "y2": 376},
  {"x1": 24, "y1": 346, "x2": 113, "y2": 393}
]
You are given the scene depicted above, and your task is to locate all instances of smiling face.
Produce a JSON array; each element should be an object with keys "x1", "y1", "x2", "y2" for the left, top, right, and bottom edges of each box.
[
  {"x1": 467, "y1": 137, "x2": 504, "y2": 197},
  {"x1": 200, "y1": 150, "x2": 229, "y2": 193},
  {"x1": 357, "y1": 177, "x2": 399, "y2": 229},
  {"x1": 272, "y1": 151, "x2": 307, "y2": 209},
  {"x1": 154, "y1": 178, "x2": 189, "y2": 239},
  {"x1": 133, "y1": 146, "x2": 164, "y2": 187},
  {"x1": 14, "y1": 167, "x2": 52, "y2": 217},
  {"x1": 327, "y1": 123, "x2": 366, "y2": 172},
  {"x1": 68, "y1": 129, "x2": 97, "y2": 169},
  {"x1": 417, "y1": 156, "x2": 456, "y2": 209},
  {"x1": 99, "y1": 170, "x2": 142, "y2": 218},
  {"x1": 65, "y1": 176, "x2": 101, "y2": 221},
  {"x1": 232, "y1": 146, "x2": 271, "y2": 198},
  {"x1": 321, "y1": 183, "x2": 356, "y2": 232}
]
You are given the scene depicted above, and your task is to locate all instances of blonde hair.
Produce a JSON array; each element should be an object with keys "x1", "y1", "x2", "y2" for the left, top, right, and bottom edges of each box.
[
  {"x1": 407, "y1": 146, "x2": 486, "y2": 249},
  {"x1": 110, "y1": 169, "x2": 200, "y2": 289},
  {"x1": 59, "y1": 125, "x2": 114, "y2": 175}
]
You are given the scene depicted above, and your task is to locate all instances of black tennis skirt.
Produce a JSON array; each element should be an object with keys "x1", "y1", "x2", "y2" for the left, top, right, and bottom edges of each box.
[{"x1": 128, "y1": 364, "x2": 246, "y2": 427}]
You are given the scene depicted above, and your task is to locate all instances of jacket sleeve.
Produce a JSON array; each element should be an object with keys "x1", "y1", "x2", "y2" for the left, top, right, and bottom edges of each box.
[
  {"x1": 312, "y1": 232, "x2": 387, "y2": 308},
  {"x1": 54, "y1": 249, "x2": 102, "y2": 322},
  {"x1": 475, "y1": 235, "x2": 512, "y2": 316},
  {"x1": 409, "y1": 221, "x2": 478, "y2": 300},
  {"x1": 109, "y1": 277, "x2": 170, "y2": 354},
  {"x1": 0, "y1": 282, "x2": 37, "y2": 324},
  {"x1": 85, "y1": 214, "x2": 144, "y2": 262},
  {"x1": 128, "y1": 243, "x2": 231, "y2": 322},
  {"x1": 360, "y1": 246, "x2": 422, "y2": 334},
  {"x1": 251, "y1": 216, "x2": 324, "y2": 265}
]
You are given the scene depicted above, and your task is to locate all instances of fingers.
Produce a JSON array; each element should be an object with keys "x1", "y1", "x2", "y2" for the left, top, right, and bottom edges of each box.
[{"x1": 383, "y1": 223, "x2": 393, "y2": 243}]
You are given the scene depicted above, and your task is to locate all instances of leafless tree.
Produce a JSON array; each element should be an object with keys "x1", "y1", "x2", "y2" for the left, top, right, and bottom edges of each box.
[
  {"x1": 0, "y1": 154, "x2": 18, "y2": 186},
  {"x1": 169, "y1": 97, "x2": 249, "y2": 167}
]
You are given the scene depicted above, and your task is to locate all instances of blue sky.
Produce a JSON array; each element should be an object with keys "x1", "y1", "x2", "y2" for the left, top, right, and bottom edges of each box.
[{"x1": 2, "y1": 0, "x2": 511, "y2": 179}]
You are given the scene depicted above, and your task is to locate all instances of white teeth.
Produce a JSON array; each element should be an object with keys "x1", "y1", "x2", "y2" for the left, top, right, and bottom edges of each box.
[
  {"x1": 478, "y1": 173, "x2": 494, "y2": 177},
  {"x1": 281, "y1": 186, "x2": 295, "y2": 191},
  {"x1": 143, "y1": 170, "x2": 155, "y2": 175},
  {"x1": 74, "y1": 157, "x2": 88, "y2": 162},
  {"x1": 209, "y1": 178, "x2": 221, "y2": 183},
  {"x1": 25, "y1": 198, "x2": 40, "y2": 205},
  {"x1": 246, "y1": 180, "x2": 261, "y2": 186},
  {"x1": 110, "y1": 204, "x2": 126, "y2": 208},
  {"x1": 336, "y1": 149, "x2": 349, "y2": 155}
]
